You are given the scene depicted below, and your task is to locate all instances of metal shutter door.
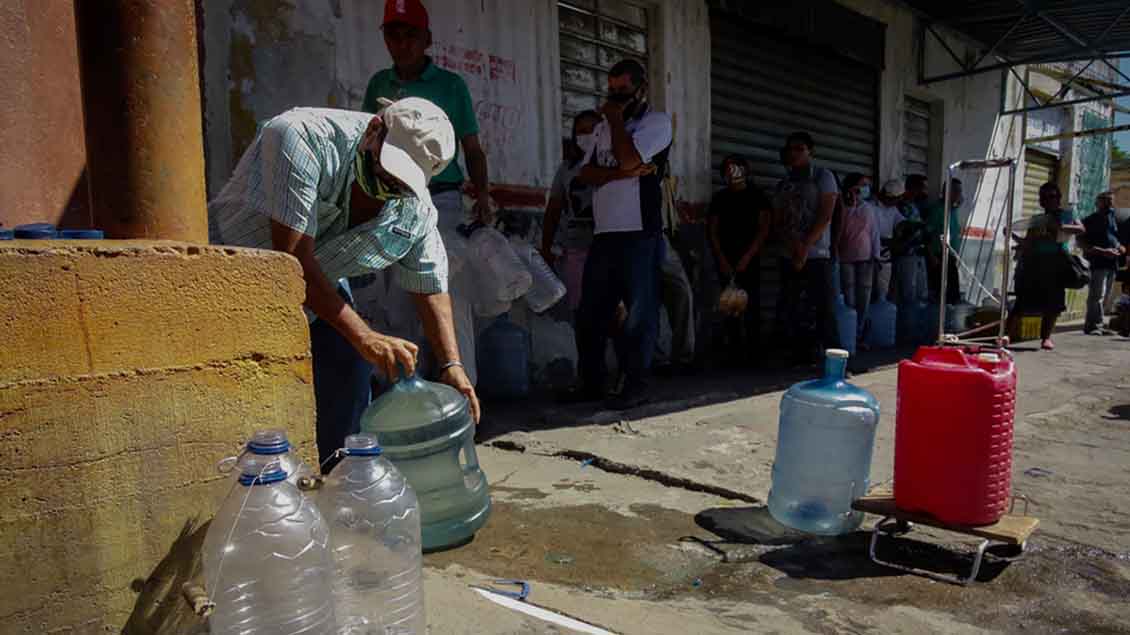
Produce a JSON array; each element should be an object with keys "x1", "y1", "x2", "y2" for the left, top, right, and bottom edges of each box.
[
  {"x1": 1023, "y1": 149, "x2": 1058, "y2": 219},
  {"x1": 903, "y1": 96, "x2": 932, "y2": 178},
  {"x1": 710, "y1": 11, "x2": 879, "y2": 334}
]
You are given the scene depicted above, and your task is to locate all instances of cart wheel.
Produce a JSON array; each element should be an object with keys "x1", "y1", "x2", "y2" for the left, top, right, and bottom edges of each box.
[{"x1": 896, "y1": 520, "x2": 913, "y2": 534}]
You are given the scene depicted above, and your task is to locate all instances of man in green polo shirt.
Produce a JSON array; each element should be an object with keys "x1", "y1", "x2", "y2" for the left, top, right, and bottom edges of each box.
[
  {"x1": 363, "y1": 0, "x2": 490, "y2": 224},
  {"x1": 361, "y1": 0, "x2": 492, "y2": 385}
]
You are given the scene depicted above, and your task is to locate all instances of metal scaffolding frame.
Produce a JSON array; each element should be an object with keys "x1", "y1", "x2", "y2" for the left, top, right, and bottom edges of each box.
[{"x1": 908, "y1": 1, "x2": 1130, "y2": 116}]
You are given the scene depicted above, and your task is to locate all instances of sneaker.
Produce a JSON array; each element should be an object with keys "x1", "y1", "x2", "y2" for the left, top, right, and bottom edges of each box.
[
  {"x1": 605, "y1": 381, "x2": 650, "y2": 411},
  {"x1": 1040, "y1": 338, "x2": 1056, "y2": 351}
]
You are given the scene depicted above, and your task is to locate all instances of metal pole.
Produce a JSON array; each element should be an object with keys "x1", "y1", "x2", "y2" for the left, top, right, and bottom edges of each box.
[
  {"x1": 75, "y1": 0, "x2": 208, "y2": 242},
  {"x1": 938, "y1": 165, "x2": 955, "y2": 344},
  {"x1": 999, "y1": 161, "x2": 1017, "y2": 348}
]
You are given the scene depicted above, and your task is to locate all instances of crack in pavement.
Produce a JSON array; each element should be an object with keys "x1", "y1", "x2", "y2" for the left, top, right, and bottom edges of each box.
[{"x1": 485, "y1": 440, "x2": 762, "y2": 504}]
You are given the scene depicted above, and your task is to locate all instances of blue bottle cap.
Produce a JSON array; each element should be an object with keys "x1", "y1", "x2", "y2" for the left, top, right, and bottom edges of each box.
[
  {"x1": 14, "y1": 223, "x2": 58, "y2": 239},
  {"x1": 59, "y1": 229, "x2": 105, "y2": 239},
  {"x1": 0, "y1": 229, "x2": 13, "y2": 240}
]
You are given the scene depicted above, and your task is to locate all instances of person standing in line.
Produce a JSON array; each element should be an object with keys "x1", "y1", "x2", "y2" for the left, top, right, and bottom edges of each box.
[
  {"x1": 709, "y1": 154, "x2": 771, "y2": 366},
  {"x1": 923, "y1": 177, "x2": 965, "y2": 305},
  {"x1": 772, "y1": 132, "x2": 840, "y2": 365},
  {"x1": 1007, "y1": 182, "x2": 1085, "y2": 350},
  {"x1": 835, "y1": 173, "x2": 881, "y2": 345},
  {"x1": 564, "y1": 59, "x2": 672, "y2": 409},
  {"x1": 541, "y1": 110, "x2": 603, "y2": 314},
  {"x1": 654, "y1": 170, "x2": 698, "y2": 375},
  {"x1": 891, "y1": 174, "x2": 930, "y2": 305},
  {"x1": 1081, "y1": 191, "x2": 1124, "y2": 335},
  {"x1": 362, "y1": 0, "x2": 491, "y2": 385},
  {"x1": 872, "y1": 179, "x2": 907, "y2": 301}
]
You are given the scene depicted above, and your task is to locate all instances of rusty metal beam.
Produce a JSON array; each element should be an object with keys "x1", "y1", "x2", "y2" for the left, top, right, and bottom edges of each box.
[{"x1": 75, "y1": 0, "x2": 208, "y2": 242}]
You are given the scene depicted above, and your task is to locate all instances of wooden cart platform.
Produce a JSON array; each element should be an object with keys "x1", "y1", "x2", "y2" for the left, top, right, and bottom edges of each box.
[{"x1": 852, "y1": 494, "x2": 1039, "y2": 585}]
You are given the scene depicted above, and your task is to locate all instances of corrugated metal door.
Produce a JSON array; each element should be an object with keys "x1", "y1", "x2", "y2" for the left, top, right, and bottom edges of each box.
[
  {"x1": 903, "y1": 96, "x2": 932, "y2": 178},
  {"x1": 710, "y1": 14, "x2": 878, "y2": 189},
  {"x1": 709, "y1": 11, "x2": 879, "y2": 333},
  {"x1": 1023, "y1": 149, "x2": 1058, "y2": 219}
]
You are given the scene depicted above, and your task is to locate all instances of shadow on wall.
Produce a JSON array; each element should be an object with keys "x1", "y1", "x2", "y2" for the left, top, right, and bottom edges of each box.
[
  {"x1": 122, "y1": 517, "x2": 211, "y2": 635},
  {"x1": 0, "y1": 167, "x2": 91, "y2": 229}
]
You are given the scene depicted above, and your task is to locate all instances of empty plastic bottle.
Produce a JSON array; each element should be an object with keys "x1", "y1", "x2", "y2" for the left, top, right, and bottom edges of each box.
[
  {"x1": 222, "y1": 429, "x2": 314, "y2": 488},
  {"x1": 514, "y1": 241, "x2": 566, "y2": 313},
  {"x1": 462, "y1": 223, "x2": 532, "y2": 304},
  {"x1": 319, "y1": 434, "x2": 425, "y2": 635},
  {"x1": 768, "y1": 349, "x2": 880, "y2": 535},
  {"x1": 867, "y1": 297, "x2": 898, "y2": 349},
  {"x1": 203, "y1": 453, "x2": 336, "y2": 635}
]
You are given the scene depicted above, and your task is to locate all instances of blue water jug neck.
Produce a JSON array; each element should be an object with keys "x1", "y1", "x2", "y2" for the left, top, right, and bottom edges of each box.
[{"x1": 823, "y1": 355, "x2": 847, "y2": 381}]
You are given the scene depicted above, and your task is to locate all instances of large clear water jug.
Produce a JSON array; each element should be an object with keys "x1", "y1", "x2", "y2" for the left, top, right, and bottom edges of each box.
[
  {"x1": 768, "y1": 349, "x2": 880, "y2": 535},
  {"x1": 462, "y1": 223, "x2": 532, "y2": 303},
  {"x1": 477, "y1": 313, "x2": 531, "y2": 400},
  {"x1": 514, "y1": 240, "x2": 566, "y2": 313},
  {"x1": 867, "y1": 298, "x2": 897, "y2": 349},
  {"x1": 360, "y1": 373, "x2": 491, "y2": 551},
  {"x1": 221, "y1": 429, "x2": 314, "y2": 488},
  {"x1": 203, "y1": 453, "x2": 335, "y2": 634},
  {"x1": 319, "y1": 434, "x2": 425, "y2": 635}
]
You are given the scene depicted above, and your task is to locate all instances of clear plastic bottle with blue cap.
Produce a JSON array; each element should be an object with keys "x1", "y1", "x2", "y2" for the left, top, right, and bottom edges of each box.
[
  {"x1": 202, "y1": 452, "x2": 336, "y2": 634},
  {"x1": 768, "y1": 348, "x2": 879, "y2": 535},
  {"x1": 318, "y1": 433, "x2": 424, "y2": 635},
  {"x1": 221, "y1": 429, "x2": 314, "y2": 488}
]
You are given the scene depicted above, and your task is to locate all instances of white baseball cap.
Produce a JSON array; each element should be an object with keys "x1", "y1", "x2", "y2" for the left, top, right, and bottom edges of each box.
[
  {"x1": 881, "y1": 179, "x2": 905, "y2": 197},
  {"x1": 374, "y1": 97, "x2": 456, "y2": 209}
]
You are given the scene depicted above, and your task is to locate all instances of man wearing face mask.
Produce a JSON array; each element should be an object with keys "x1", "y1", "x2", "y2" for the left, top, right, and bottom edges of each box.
[
  {"x1": 208, "y1": 99, "x2": 480, "y2": 469},
  {"x1": 709, "y1": 155, "x2": 772, "y2": 364},
  {"x1": 922, "y1": 177, "x2": 965, "y2": 305},
  {"x1": 564, "y1": 59, "x2": 673, "y2": 410},
  {"x1": 541, "y1": 110, "x2": 603, "y2": 312}
]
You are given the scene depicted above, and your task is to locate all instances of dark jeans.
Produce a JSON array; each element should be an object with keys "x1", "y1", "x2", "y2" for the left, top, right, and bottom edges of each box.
[
  {"x1": 776, "y1": 257, "x2": 837, "y2": 360},
  {"x1": 722, "y1": 265, "x2": 760, "y2": 359},
  {"x1": 927, "y1": 255, "x2": 962, "y2": 305},
  {"x1": 576, "y1": 231, "x2": 664, "y2": 391},
  {"x1": 310, "y1": 285, "x2": 373, "y2": 472}
]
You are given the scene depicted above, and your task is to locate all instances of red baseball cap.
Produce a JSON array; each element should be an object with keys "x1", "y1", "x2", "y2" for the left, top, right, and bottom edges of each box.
[{"x1": 383, "y1": 0, "x2": 429, "y2": 31}]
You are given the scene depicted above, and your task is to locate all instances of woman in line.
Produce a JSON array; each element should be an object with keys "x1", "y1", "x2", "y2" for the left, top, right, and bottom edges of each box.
[
  {"x1": 835, "y1": 173, "x2": 881, "y2": 346},
  {"x1": 1007, "y1": 182, "x2": 1084, "y2": 350}
]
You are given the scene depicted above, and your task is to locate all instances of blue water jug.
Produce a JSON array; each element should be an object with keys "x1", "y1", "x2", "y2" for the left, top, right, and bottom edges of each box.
[
  {"x1": 897, "y1": 300, "x2": 929, "y2": 345},
  {"x1": 477, "y1": 313, "x2": 531, "y2": 399},
  {"x1": 768, "y1": 349, "x2": 880, "y2": 535},
  {"x1": 834, "y1": 293, "x2": 858, "y2": 355},
  {"x1": 360, "y1": 372, "x2": 491, "y2": 552},
  {"x1": 867, "y1": 298, "x2": 897, "y2": 349}
]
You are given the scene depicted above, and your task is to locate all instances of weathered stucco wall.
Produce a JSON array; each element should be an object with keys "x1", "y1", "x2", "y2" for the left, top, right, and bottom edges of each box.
[
  {"x1": 199, "y1": 0, "x2": 712, "y2": 207},
  {"x1": 0, "y1": 242, "x2": 315, "y2": 633},
  {"x1": 0, "y1": 1, "x2": 90, "y2": 229}
]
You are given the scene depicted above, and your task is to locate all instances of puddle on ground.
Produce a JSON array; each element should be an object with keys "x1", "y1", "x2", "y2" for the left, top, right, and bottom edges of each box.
[{"x1": 428, "y1": 500, "x2": 1130, "y2": 634}]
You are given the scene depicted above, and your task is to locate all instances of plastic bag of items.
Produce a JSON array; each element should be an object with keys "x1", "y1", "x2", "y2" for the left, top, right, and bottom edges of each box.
[{"x1": 718, "y1": 279, "x2": 749, "y2": 317}]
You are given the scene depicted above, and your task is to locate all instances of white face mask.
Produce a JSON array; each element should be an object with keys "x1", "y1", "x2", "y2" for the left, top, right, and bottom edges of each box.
[{"x1": 575, "y1": 133, "x2": 596, "y2": 155}]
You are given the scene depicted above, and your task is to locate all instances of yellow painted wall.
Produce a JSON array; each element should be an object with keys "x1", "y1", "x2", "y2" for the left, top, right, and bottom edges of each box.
[{"x1": 0, "y1": 241, "x2": 315, "y2": 633}]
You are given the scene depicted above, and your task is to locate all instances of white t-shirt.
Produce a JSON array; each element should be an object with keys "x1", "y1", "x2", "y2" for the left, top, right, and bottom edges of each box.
[{"x1": 583, "y1": 108, "x2": 674, "y2": 234}]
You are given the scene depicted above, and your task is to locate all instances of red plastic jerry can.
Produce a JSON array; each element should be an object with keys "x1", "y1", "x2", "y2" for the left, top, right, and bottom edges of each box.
[{"x1": 894, "y1": 346, "x2": 1017, "y2": 526}]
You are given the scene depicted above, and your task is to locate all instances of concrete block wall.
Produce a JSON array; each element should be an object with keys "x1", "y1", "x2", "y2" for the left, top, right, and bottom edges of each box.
[{"x1": 0, "y1": 241, "x2": 316, "y2": 633}]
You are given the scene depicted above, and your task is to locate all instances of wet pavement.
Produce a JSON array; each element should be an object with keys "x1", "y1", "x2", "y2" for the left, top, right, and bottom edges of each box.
[{"x1": 422, "y1": 331, "x2": 1130, "y2": 634}]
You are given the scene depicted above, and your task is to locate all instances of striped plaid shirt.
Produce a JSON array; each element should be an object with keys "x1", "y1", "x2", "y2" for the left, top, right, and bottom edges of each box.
[{"x1": 208, "y1": 107, "x2": 448, "y2": 297}]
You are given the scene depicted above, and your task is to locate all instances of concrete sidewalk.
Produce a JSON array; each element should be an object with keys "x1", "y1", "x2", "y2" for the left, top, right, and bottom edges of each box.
[{"x1": 422, "y1": 330, "x2": 1130, "y2": 634}]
